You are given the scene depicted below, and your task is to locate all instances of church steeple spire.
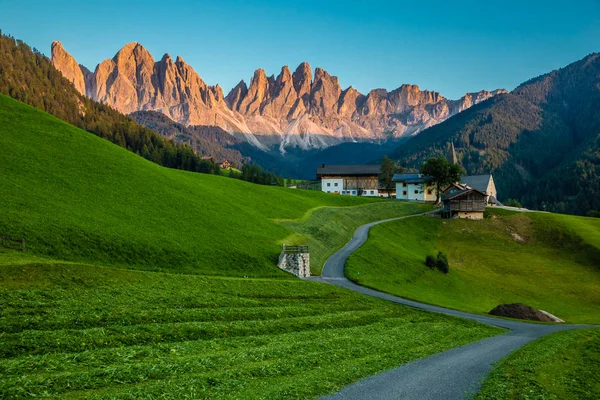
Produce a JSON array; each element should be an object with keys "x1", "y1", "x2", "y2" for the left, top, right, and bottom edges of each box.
[{"x1": 446, "y1": 142, "x2": 457, "y2": 165}]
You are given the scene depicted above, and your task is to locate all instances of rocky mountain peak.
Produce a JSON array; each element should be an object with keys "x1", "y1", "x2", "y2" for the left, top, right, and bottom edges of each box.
[
  {"x1": 293, "y1": 62, "x2": 312, "y2": 100},
  {"x1": 51, "y1": 40, "x2": 507, "y2": 151},
  {"x1": 51, "y1": 41, "x2": 86, "y2": 95}
]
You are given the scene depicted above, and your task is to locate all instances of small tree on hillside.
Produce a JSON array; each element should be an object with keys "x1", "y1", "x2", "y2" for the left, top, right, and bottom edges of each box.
[
  {"x1": 380, "y1": 155, "x2": 402, "y2": 190},
  {"x1": 420, "y1": 157, "x2": 464, "y2": 203}
]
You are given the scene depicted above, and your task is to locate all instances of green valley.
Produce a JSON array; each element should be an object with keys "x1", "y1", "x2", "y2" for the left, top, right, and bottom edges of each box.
[
  {"x1": 0, "y1": 94, "x2": 502, "y2": 398},
  {"x1": 346, "y1": 209, "x2": 600, "y2": 323}
]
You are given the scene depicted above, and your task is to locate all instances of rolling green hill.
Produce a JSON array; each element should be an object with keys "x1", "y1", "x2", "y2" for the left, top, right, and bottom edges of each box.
[
  {"x1": 346, "y1": 209, "x2": 600, "y2": 323},
  {"x1": 0, "y1": 93, "x2": 500, "y2": 398},
  {"x1": 389, "y1": 53, "x2": 600, "y2": 215},
  {"x1": 0, "y1": 93, "x2": 396, "y2": 276}
]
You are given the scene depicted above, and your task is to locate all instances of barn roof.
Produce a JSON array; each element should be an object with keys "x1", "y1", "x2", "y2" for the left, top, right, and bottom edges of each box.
[
  {"x1": 316, "y1": 164, "x2": 381, "y2": 177},
  {"x1": 443, "y1": 187, "x2": 487, "y2": 201}
]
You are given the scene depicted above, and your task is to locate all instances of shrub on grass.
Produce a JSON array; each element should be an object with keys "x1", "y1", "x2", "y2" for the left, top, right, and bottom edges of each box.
[
  {"x1": 505, "y1": 199, "x2": 522, "y2": 208},
  {"x1": 436, "y1": 251, "x2": 449, "y2": 274},
  {"x1": 425, "y1": 255, "x2": 436, "y2": 269}
]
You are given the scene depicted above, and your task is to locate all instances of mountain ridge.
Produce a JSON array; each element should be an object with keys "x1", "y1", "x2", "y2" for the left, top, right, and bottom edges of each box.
[
  {"x1": 389, "y1": 52, "x2": 600, "y2": 214},
  {"x1": 51, "y1": 41, "x2": 506, "y2": 152}
]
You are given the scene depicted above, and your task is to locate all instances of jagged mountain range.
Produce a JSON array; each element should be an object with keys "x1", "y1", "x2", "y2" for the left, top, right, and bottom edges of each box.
[{"x1": 51, "y1": 41, "x2": 506, "y2": 152}]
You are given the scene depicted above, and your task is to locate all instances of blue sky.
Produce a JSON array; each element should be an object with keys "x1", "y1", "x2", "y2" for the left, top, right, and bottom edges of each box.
[{"x1": 1, "y1": 0, "x2": 598, "y2": 99}]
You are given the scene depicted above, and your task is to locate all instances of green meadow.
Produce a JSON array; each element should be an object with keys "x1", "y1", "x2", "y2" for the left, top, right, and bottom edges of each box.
[
  {"x1": 0, "y1": 93, "x2": 384, "y2": 277},
  {"x1": 346, "y1": 209, "x2": 600, "y2": 323},
  {"x1": 0, "y1": 254, "x2": 500, "y2": 399},
  {"x1": 280, "y1": 201, "x2": 431, "y2": 275},
  {"x1": 477, "y1": 329, "x2": 600, "y2": 399},
  {"x1": 0, "y1": 94, "x2": 502, "y2": 398}
]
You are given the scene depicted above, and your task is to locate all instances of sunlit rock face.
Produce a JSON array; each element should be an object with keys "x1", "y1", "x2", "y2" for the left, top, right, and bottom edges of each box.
[{"x1": 52, "y1": 41, "x2": 507, "y2": 150}]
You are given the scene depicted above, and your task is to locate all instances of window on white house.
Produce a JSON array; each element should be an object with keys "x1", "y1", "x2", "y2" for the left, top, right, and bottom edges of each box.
[
  {"x1": 327, "y1": 182, "x2": 331, "y2": 187},
  {"x1": 370, "y1": 190, "x2": 374, "y2": 194},
  {"x1": 334, "y1": 182, "x2": 338, "y2": 187},
  {"x1": 414, "y1": 190, "x2": 418, "y2": 194},
  {"x1": 403, "y1": 191, "x2": 407, "y2": 196},
  {"x1": 427, "y1": 189, "x2": 432, "y2": 195},
  {"x1": 403, "y1": 183, "x2": 407, "y2": 187},
  {"x1": 327, "y1": 191, "x2": 330, "y2": 193}
]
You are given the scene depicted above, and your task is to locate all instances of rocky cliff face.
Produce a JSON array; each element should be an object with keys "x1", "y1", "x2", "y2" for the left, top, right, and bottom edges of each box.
[{"x1": 52, "y1": 41, "x2": 506, "y2": 151}]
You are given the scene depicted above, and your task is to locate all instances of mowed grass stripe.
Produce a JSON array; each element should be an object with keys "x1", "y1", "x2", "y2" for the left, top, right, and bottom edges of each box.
[
  {"x1": 0, "y1": 262, "x2": 501, "y2": 399},
  {"x1": 3, "y1": 315, "x2": 493, "y2": 399}
]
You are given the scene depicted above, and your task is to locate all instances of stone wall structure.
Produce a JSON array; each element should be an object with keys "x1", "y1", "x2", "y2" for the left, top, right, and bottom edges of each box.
[{"x1": 278, "y1": 245, "x2": 310, "y2": 278}]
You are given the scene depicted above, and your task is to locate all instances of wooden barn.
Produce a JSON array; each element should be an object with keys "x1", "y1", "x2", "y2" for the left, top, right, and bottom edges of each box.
[{"x1": 442, "y1": 184, "x2": 487, "y2": 219}]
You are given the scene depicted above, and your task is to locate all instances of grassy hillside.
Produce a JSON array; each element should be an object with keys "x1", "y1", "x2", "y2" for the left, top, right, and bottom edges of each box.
[
  {"x1": 0, "y1": 253, "x2": 500, "y2": 399},
  {"x1": 346, "y1": 209, "x2": 600, "y2": 323},
  {"x1": 0, "y1": 93, "x2": 401, "y2": 276},
  {"x1": 477, "y1": 329, "x2": 600, "y2": 399},
  {"x1": 280, "y1": 201, "x2": 431, "y2": 275},
  {"x1": 0, "y1": 93, "x2": 503, "y2": 398}
]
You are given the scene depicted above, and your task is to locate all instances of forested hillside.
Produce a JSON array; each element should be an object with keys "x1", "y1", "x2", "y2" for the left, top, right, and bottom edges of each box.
[
  {"x1": 131, "y1": 111, "x2": 248, "y2": 167},
  {"x1": 0, "y1": 32, "x2": 222, "y2": 174},
  {"x1": 390, "y1": 53, "x2": 600, "y2": 215}
]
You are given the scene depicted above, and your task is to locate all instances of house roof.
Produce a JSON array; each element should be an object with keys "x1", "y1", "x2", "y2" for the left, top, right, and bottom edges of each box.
[
  {"x1": 443, "y1": 188, "x2": 487, "y2": 201},
  {"x1": 392, "y1": 173, "x2": 434, "y2": 184},
  {"x1": 316, "y1": 164, "x2": 381, "y2": 177},
  {"x1": 461, "y1": 174, "x2": 492, "y2": 193}
]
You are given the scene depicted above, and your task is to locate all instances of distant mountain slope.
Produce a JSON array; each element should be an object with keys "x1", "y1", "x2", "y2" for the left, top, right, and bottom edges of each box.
[
  {"x1": 51, "y1": 41, "x2": 506, "y2": 151},
  {"x1": 131, "y1": 111, "x2": 248, "y2": 167},
  {"x1": 390, "y1": 53, "x2": 600, "y2": 215}
]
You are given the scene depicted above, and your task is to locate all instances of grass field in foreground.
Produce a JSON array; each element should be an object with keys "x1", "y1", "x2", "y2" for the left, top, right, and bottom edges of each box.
[
  {"x1": 0, "y1": 93, "x2": 397, "y2": 277},
  {"x1": 476, "y1": 329, "x2": 600, "y2": 399},
  {"x1": 280, "y1": 201, "x2": 431, "y2": 275},
  {"x1": 346, "y1": 210, "x2": 600, "y2": 323},
  {"x1": 0, "y1": 253, "x2": 501, "y2": 399}
]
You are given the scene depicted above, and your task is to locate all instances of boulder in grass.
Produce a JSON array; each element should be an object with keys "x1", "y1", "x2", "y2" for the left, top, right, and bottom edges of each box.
[
  {"x1": 489, "y1": 303, "x2": 560, "y2": 322},
  {"x1": 538, "y1": 310, "x2": 565, "y2": 323}
]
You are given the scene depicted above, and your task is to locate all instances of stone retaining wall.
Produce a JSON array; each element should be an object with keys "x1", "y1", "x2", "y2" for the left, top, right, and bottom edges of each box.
[{"x1": 278, "y1": 245, "x2": 310, "y2": 278}]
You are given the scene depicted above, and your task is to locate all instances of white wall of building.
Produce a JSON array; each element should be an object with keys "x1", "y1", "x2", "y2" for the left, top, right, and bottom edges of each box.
[
  {"x1": 322, "y1": 178, "x2": 343, "y2": 193},
  {"x1": 321, "y1": 178, "x2": 379, "y2": 196},
  {"x1": 395, "y1": 182, "x2": 437, "y2": 201}
]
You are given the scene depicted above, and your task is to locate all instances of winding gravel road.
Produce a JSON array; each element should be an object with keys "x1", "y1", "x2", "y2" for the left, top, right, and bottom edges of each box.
[{"x1": 308, "y1": 212, "x2": 596, "y2": 400}]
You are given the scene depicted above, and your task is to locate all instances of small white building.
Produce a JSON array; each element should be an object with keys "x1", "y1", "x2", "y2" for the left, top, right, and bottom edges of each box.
[
  {"x1": 393, "y1": 173, "x2": 437, "y2": 202},
  {"x1": 316, "y1": 164, "x2": 381, "y2": 196}
]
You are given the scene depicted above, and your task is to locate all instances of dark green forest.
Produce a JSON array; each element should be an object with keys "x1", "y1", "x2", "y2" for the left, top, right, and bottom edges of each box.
[
  {"x1": 130, "y1": 111, "x2": 248, "y2": 168},
  {"x1": 390, "y1": 53, "x2": 600, "y2": 215}
]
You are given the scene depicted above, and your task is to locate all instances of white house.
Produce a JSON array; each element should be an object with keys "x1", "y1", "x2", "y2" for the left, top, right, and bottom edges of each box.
[
  {"x1": 316, "y1": 164, "x2": 381, "y2": 196},
  {"x1": 393, "y1": 173, "x2": 437, "y2": 202}
]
